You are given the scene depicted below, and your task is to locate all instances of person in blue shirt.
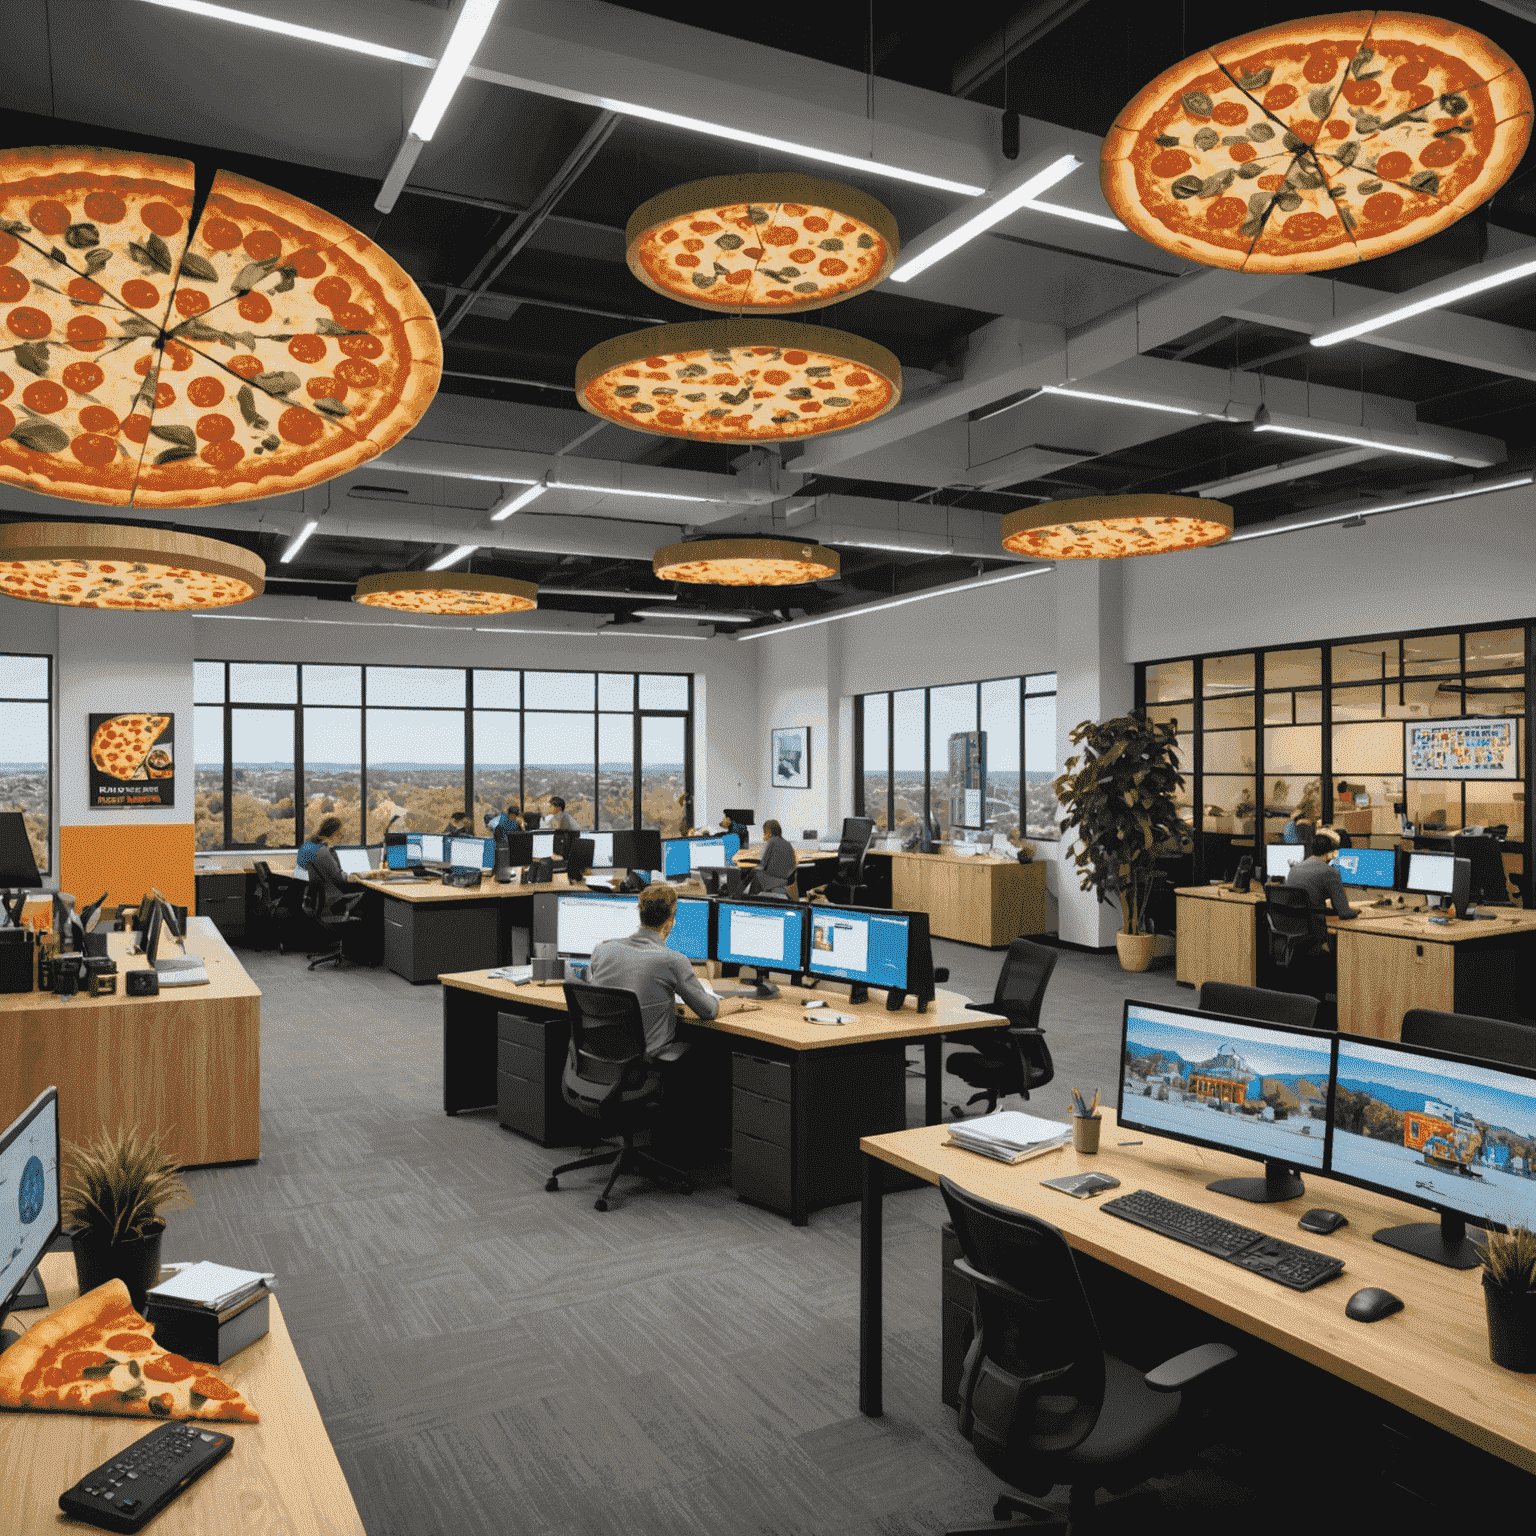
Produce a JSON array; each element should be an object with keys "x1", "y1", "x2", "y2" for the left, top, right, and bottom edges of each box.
[
  {"x1": 485, "y1": 799, "x2": 523, "y2": 837},
  {"x1": 296, "y1": 816, "x2": 342, "y2": 872}
]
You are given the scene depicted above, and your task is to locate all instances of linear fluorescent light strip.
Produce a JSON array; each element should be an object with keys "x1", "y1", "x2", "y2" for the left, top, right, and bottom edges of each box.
[
  {"x1": 1311, "y1": 256, "x2": 1536, "y2": 347},
  {"x1": 737, "y1": 564, "x2": 1052, "y2": 640},
  {"x1": 1041, "y1": 384, "x2": 1208, "y2": 418},
  {"x1": 830, "y1": 535, "x2": 954, "y2": 555},
  {"x1": 1018, "y1": 198, "x2": 1125, "y2": 231},
  {"x1": 542, "y1": 588, "x2": 676, "y2": 600},
  {"x1": 632, "y1": 607, "x2": 750, "y2": 621},
  {"x1": 279, "y1": 520, "x2": 318, "y2": 564},
  {"x1": 137, "y1": 0, "x2": 434, "y2": 63},
  {"x1": 489, "y1": 483, "x2": 547, "y2": 521},
  {"x1": 1226, "y1": 475, "x2": 1534, "y2": 544},
  {"x1": 551, "y1": 480, "x2": 721, "y2": 503},
  {"x1": 409, "y1": 0, "x2": 499, "y2": 139},
  {"x1": 1251, "y1": 418, "x2": 1456, "y2": 462},
  {"x1": 427, "y1": 544, "x2": 478, "y2": 571},
  {"x1": 892, "y1": 155, "x2": 1079, "y2": 282}
]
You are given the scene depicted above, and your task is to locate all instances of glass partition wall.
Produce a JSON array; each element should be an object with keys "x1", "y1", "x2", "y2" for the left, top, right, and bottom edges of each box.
[{"x1": 1139, "y1": 623, "x2": 1532, "y2": 894}]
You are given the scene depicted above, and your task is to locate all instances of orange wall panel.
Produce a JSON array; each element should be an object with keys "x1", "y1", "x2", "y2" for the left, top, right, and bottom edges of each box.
[{"x1": 59, "y1": 824, "x2": 196, "y2": 911}]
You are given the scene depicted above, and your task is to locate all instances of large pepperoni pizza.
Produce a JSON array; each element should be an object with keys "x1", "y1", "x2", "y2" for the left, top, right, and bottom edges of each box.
[
  {"x1": 1101, "y1": 12, "x2": 1531, "y2": 271},
  {"x1": 91, "y1": 712, "x2": 171, "y2": 782},
  {"x1": 0, "y1": 147, "x2": 440, "y2": 507}
]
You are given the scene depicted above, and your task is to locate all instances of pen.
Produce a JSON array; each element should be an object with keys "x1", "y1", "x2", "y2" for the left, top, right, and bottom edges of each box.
[
  {"x1": 1118, "y1": 1139, "x2": 1142, "y2": 1147},
  {"x1": 1089, "y1": 1089, "x2": 1099, "y2": 1115}
]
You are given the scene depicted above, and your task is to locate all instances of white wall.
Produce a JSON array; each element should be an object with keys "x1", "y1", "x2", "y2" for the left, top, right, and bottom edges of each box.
[{"x1": 753, "y1": 623, "x2": 838, "y2": 835}]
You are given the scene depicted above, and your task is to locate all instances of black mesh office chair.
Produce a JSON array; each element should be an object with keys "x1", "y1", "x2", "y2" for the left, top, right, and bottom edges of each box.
[
  {"x1": 300, "y1": 879, "x2": 364, "y2": 970},
  {"x1": 941, "y1": 1177, "x2": 1236, "y2": 1534},
  {"x1": 805, "y1": 817, "x2": 877, "y2": 904},
  {"x1": 1401, "y1": 1009, "x2": 1536, "y2": 1070},
  {"x1": 544, "y1": 982, "x2": 692, "y2": 1212},
  {"x1": 946, "y1": 938, "x2": 1058, "y2": 1119},
  {"x1": 566, "y1": 838, "x2": 595, "y2": 883},
  {"x1": 1262, "y1": 886, "x2": 1328, "y2": 968},
  {"x1": 251, "y1": 861, "x2": 296, "y2": 952},
  {"x1": 1197, "y1": 981, "x2": 1319, "y2": 1029}
]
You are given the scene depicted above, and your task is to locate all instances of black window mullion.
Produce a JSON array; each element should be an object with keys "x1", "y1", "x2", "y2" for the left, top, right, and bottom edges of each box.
[{"x1": 222, "y1": 702, "x2": 233, "y2": 849}]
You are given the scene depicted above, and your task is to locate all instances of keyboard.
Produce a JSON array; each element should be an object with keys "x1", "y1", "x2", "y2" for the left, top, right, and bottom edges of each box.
[
  {"x1": 155, "y1": 967, "x2": 209, "y2": 987},
  {"x1": 1101, "y1": 1189, "x2": 1344, "y2": 1291}
]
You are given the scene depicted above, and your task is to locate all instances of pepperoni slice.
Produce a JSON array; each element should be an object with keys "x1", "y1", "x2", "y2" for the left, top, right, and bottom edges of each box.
[
  {"x1": 71, "y1": 433, "x2": 118, "y2": 468},
  {"x1": 674, "y1": 254, "x2": 700, "y2": 267},
  {"x1": 62, "y1": 361, "x2": 104, "y2": 393},
  {"x1": 1289, "y1": 118, "x2": 1321, "y2": 144},
  {"x1": 121, "y1": 279, "x2": 161, "y2": 311},
  {"x1": 0, "y1": 267, "x2": 28, "y2": 302},
  {"x1": 314, "y1": 276, "x2": 351, "y2": 309},
  {"x1": 154, "y1": 382, "x2": 176, "y2": 408},
  {"x1": 688, "y1": 220, "x2": 721, "y2": 233},
  {"x1": 1341, "y1": 78, "x2": 1380, "y2": 105},
  {"x1": 83, "y1": 192, "x2": 127, "y2": 224},
  {"x1": 1420, "y1": 136, "x2": 1465, "y2": 168},
  {"x1": 79, "y1": 404, "x2": 119, "y2": 433},
  {"x1": 1363, "y1": 191, "x2": 1405, "y2": 223},
  {"x1": 817, "y1": 258, "x2": 849, "y2": 277},
  {"x1": 1392, "y1": 61, "x2": 1430, "y2": 90},
  {"x1": 175, "y1": 290, "x2": 211, "y2": 317},
  {"x1": 226, "y1": 354, "x2": 264, "y2": 378},
  {"x1": 1207, "y1": 197, "x2": 1247, "y2": 228},
  {"x1": 66, "y1": 316, "x2": 107, "y2": 351},
  {"x1": 196, "y1": 413, "x2": 234, "y2": 441},
  {"x1": 762, "y1": 226, "x2": 799, "y2": 247},
  {"x1": 1375, "y1": 151, "x2": 1413, "y2": 181},
  {"x1": 306, "y1": 375, "x2": 345, "y2": 400},
  {"x1": 288, "y1": 335, "x2": 326, "y2": 364},
  {"x1": 1281, "y1": 211, "x2": 1331, "y2": 240},
  {"x1": 22, "y1": 380, "x2": 68, "y2": 413},
  {"x1": 0, "y1": 373, "x2": 10, "y2": 402},
  {"x1": 1263, "y1": 83, "x2": 1299, "y2": 110},
  {"x1": 286, "y1": 248, "x2": 327, "y2": 278},
  {"x1": 6, "y1": 308, "x2": 50, "y2": 339},
  {"x1": 191, "y1": 1375, "x2": 241, "y2": 1401},
  {"x1": 242, "y1": 230, "x2": 282, "y2": 262},
  {"x1": 60, "y1": 1351, "x2": 112, "y2": 1377},
  {"x1": 278, "y1": 406, "x2": 325, "y2": 445},
  {"x1": 1212, "y1": 100, "x2": 1249, "y2": 126},
  {"x1": 200, "y1": 439, "x2": 244, "y2": 469},
  {"x1": 798, "y1": 400, "x2": 822, "y2": 412},
  {"x1": 165, "y1": 342, "x2": 194, "y2": 371},
  {"x1": 803, "y1": 216, "x2": 830, "y2": 232},
  {"x1": 141, "y1": 202, "x2": 184, "y2": 236},
  {"x1": 1303, "y1": 46, "x2": 1341, "y2": 84},
  {"x1": 724, "y1": 270, "x2": 751, "y2": 287},
  {"x1": 844, "y1": 371, "x2": 871, "y2": 386},
  {"x1": 339, "y1": 334, "x2": 383, "y2": 360},
  {"x1": 0, "y1": 233, "x2": 16, "y2": 264},
  {"x1": 331, "y1": 303, "x2": 372, "y2": 331},
  {"x1": 237, "y1": 292, "x2": 272, "y2": 323},
  {"x1": 0, "y1": 405, "x2": 12, "y2": 438},
  {"x1": 681, "y1": 238, "x2": 705, "y2": 253},
  {"x1": 1256, "y1": 173, "x2": 1287, "y2": 191},
  {"x1": 334, "y1": 358, "x2": 379, "y2": 388},
  {"x1": 762, "y1": 369, "x2": 791, "y2": 385},
  {"x1": 1229, "y1": 142, "x2": 1258, "y2": 163},
  {"x1": 143, "y1": 1353, "x2": 197, "y2": 1383},
  {"x1": 789, "y1": 247, "x2": 815, "y2": 263},
  {"x1": 187, "y1": 376, "x2": 225, "y2": 408},
  {"x1": 28, "y1": 200, "x2": 71, "y2": 236},
  {"x1": 201, "y1": 218, "x2": 243, "y2": 251},
  {"x1": 782, "y1": 350, "x2": 809, "y2": 366}
]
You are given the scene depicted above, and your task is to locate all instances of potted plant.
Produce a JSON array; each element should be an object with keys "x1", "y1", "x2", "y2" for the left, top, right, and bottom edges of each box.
[
  {"x1": 1055, "y1": 713, "x2": 1191, "y2": 972},
  {"x1": 63, "y1": 1126, "x2": 192, "y2": 1310},
  {"x1": 1481, "y1": 1224, "x2": 1536, "y2": 1372}
]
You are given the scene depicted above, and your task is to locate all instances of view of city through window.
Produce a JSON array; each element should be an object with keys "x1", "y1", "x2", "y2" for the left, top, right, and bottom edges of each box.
[
  {"x1": 194, "y1": 663, "x2": 692, "y2": 850},
  {"x1": 0, "y1": 653, "x2": 50, "y2": 874}
]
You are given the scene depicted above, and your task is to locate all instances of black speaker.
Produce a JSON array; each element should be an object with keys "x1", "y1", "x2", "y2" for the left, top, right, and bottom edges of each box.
[
  {"x1": 126, "y1": 970, "x2": 160, "y2": 997},
  {"x1": 533, "y1": 857, "x2": 554, "y2": 884},
  {"x1": 1232, "y1": 855, "x2": 1253, "y2": 893},
  {"x1": 0, "y1": 929, "x2": 34, "y2": 994},
  {"x1": 492, "y1": 834, "x2": 513, "y2": 884}
]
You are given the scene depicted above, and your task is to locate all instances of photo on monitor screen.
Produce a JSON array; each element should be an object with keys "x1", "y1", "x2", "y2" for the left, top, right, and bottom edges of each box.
[
  {"x1": 807, "y1": 910, "x2": 908, "y2": 988},
  {"x1": 1120, "y1": 1004, "x2": 1332, "y2": 1170},
  {"x1": 1332, "y1": 1040, "x2": 1536, "y2": 1232}
]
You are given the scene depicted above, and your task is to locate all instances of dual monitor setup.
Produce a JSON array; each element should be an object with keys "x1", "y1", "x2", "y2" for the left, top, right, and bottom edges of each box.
[
  {"x1": 1120, "y1": 999, "x2": 1536, "y2": 1270},
  {"x1": 384, "y1": 829, "x2": 664, "y2": 882},
  {"x1": 1262, "y1": 843, "x2": 1493, "y2": 913},
  {"x1": 660, "y1": 833, "x2": 741, "y2": 878},
  {"x1": 538, "y1": 890, "x2": 936, "y2": 1009}
]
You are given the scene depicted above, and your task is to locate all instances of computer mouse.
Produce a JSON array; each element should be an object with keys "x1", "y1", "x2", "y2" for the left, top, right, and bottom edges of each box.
[
  {"x1": 1345, "y1": 1287, "x2": 1404, "y2": 1323},
  {"x1": 1299, "y1": 1208, "x2": 1348, "y2": 1235}
]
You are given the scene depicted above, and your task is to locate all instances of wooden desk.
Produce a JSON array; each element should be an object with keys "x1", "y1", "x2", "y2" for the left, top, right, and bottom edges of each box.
[
  {"x1": 1174, "y1": 885, "x2": 1265, "y2": 988},
  {"x1": 885, "y1": 852, "x2": 1047, "y2": 948},
  {"x1": 857, "y1": 1113, "x2": 1536, "y2": 1474},
  {"x1": 0, "y1": 1252, "x2": 363, "y2": 1535},
  {"x1": 0, "y1": 919, "x2": 260, "y2": 1167},
  {"x1": 440, "y1": 967, "x2": 1004, "y2": 1224}
]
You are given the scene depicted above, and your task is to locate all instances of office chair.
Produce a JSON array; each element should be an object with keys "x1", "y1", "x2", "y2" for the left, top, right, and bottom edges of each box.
[
  {"x1": 1452, "y1": 835, "x2": 1511, "y2": 906},
  {"x1": 523, "y1": 811, "x2": 542, "y2": 830},
  {"x1": 804, "y1": 817, "x2": 877, "y2": 904},
  {"x1": 299, "y1": 880, "x2": 364, "y2": 970},
  {"x1": 1401, "y1": 1009, "x2": 1536, "y2": 1071},
  {"x1": 1262, "y1": 886, "x2": 1329, "y2": 971},
  {"x1": 941, "y1": 1176, "x2": 1236, "y2": 1534},
  {"x1": 566, "y1": 838, "x2": 595, "y2": 884},
  {"x1": 946, "y1": 938, "x2": 1058, "y2": 1119},
  {"x1": 544, "y1": 982, "x2": 692, "y2": 1212},
  {"x1": 250, "y1": 861, "x2": 296, "y2": 953},
  {"x1": 1196, "y1": 981, "x2": 1319, "y2": 1030}
]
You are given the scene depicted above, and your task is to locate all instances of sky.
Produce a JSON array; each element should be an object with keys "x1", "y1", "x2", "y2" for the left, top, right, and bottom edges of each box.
[
  {"x1": 1126, "y1": 1007, "x2": 1333, "y2": 1080},
  {"x1": 1337, "y1": 1043, "x2": 1536, "y2": 1134}
]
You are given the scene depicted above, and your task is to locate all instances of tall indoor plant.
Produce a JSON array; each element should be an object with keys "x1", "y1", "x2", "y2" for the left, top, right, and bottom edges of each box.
[{"x1": 1054, "y1": 712, "x2": 1191, "y2": 972}]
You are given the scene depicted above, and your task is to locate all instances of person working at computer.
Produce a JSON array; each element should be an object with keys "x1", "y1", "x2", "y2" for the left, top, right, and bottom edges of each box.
[
  {"x1": 546, "y1": 797, "x2": 578, "y2": 833},
  {"x1": 296, "y1": 819, "x2": 337, "y2": 872},
  {"x1": 749, "y1": 819, "x2": 797, "y2": 896},
  {"x1": 587, "y1": 884, "x2": 760, "y2": 1058},
  {"x1": 301, "y1": 817, "x2": 350, "y2": 891},
  {"x1": 1285, "y1": 834, "x2": 1359, "y2": 922},
  {"x1": 485, "y1": 799, "x2": 522, "y2": 837},
  {"x1": 1281, "y1": 806, "x2": 1309, "y2": 844}
]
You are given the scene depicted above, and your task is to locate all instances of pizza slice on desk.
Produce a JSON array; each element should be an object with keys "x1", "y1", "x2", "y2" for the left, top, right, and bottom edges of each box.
[{"x1": 0, "y1": 1279, "x2": 258, "y2": 1423}]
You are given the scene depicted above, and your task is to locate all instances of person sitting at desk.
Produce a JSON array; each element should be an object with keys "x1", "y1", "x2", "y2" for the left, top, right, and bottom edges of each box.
[
  {"x1": 748, "y1": 819, "x2": 797, "y2": 896},
  {"x1": 302, "y1": 817, "x2": 349, "y2": 891},
  {"x1": 546, "y1": 797, "x2": 578, "y2": 833},
  {"x1": 485, "y1": 799, "x2": 522, "y2": 837},
  {"x1": 295, "y1": 817, "x2": 340, "y2": 872},
  {"x1": 1285, "y1": 834, "x2": 1359, "y2": 922},
  {"x1": 719, "y1": 811, "x2": 750, "y2": 846},
  {"x1": 588, "y1": 883, "x2": 759, "y2": 1058},
  {"x1": 443, "y1": 809, "x2": 473, "y2": 838},
  {"x1": 1281, "y1": 806, "x2": 1308, "y2": 844}
]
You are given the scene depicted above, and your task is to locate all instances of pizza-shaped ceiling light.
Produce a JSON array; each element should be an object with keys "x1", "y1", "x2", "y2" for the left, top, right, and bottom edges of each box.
[
  {"x1": 0, "y1": 146, "x2": 440, "y2": 509},
  {"x1": 626, "y1": 173, "x2": 899, "y2": 313},
  {"x1": 353, "y1": 571, "x2": 538, "y2": 616},
  {"x1": 0, "y1": 520, "x2": 263, "y2": 608},
  {"x1": 1101, "y1": 12, "x2": 1531, "y2": 272},
  {"x1": 576, "y1": 320, "x2": 900, "y2": 443},
  {"x1": 1000, "y1": 495, "x2": 1234, "y2": 559},
  {"x1": 653, "y1": 538, "x2": 839, "y2": 586}
]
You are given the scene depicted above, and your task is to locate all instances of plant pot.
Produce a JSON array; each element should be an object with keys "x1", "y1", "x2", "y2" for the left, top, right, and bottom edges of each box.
[
  {"x1": 70, "y1": 1222, "x2": 165, "y2": 1312},
  {"x1": 1484, "y1": 1276, "x2": 1536, "y2": 1372},
  {"x1": 1116, "y1": 932, "x2": 1158, "y2": 973}
]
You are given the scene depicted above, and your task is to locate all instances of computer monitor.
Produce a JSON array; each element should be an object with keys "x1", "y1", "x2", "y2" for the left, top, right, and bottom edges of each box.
[
  {"x1": 585, "y1": 832, "x2": 615, "y2": 869},
  {"x1": 808, "y1": 908, "x2": 909, "y2": 996},
  {"x1": 0, "y1": 1087, "x2": 61, "y2": 1352},
  {"x1": 666, "y1": 896, "x2": 710, "y2": 962},
  {"x1": 1330, "y1": 1035, "x2": 1536, "y2": 1268},
  {"x1": 613, "y1": 829, "x2": 662, "y2": 872},
  {"x1": 335, "y1": 846, "x2": 372, "y2": 877},
  {"x1": 723, "y1": 808, "x2": 754, "y2": 826},
  {"x1": 1264, "y1": 844, "x2": 1307, "y2": 881},
  {"x1": 555, "y1": 893, "x2": 640, "y2": 958},
  {"x1": 1406, "y1": 850, "x2": 1456, "y2": 896},
  {"x1": 1332, "y1": 847, "x2": 1396, "y2": 889},
  {"x1": 1453, "y1": 835, "x2": 1510, "y2": 907},
  {"x1": 662, "y1": 838, "x2": 692, "y2": 878},
  {"x1": 448, "y1": 836, "x2": 493, "y2": 870},
  {"x1": 387, "y1": 840, "x2": 412, "y2": 870},
  {"x1": 1118, "y1": 1000, "x2": 1335, "y2": 1204},
  {"x1": 716, "y1": 900, "x2": 804, "y2": 976},
  {"x1": 690, "y1": 838, "x2": 731, "y2": 871},
  {"x1": 531, "y1": 833, "x2": 555, "y2": 861},
  {"x1": 0, "y1": 811, "x2": 41, "y2": 888}
]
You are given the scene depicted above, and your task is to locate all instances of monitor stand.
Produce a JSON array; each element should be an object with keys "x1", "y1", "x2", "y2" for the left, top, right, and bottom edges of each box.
[
  {"x1": 747, "y1": 968, "x2": 779, "y2": 999},
  {"x1": 1373, "y1": 1211, "x2": 1484, "y2": 1270},
  {"x1": 848, "y1": 982, "x2": 870, "y2": 1006},
  {"x1": 1207, "y1": 1159, "x2": 1305, "y2": 1204}
]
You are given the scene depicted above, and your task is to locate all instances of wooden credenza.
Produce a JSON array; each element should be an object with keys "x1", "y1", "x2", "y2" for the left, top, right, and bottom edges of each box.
[{"x1": 886, "y1": 852, "x2": 1047, "y2": 948}]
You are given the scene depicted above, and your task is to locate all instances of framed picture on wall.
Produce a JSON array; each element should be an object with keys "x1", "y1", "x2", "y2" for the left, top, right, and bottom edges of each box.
[
  {"x1": 88, "y1": 712, "x2": 175, "y2": 808},
  {"x1": 1404, "y1": 717, "x2": 1519, "y2": 780},
  {"x1": 771, "y1": 726, "x2": 811, "y2": 791}
]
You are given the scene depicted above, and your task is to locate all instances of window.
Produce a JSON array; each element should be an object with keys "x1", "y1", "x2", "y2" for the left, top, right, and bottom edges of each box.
[
  {"x1": 193, "y1": 665, "x2": 693, "y2": 848},
  {"x1": 0, "y1": 654, "x2": 51, "y2": 875},
  {"x1": 855, "y1": 672, "x2": 1058, "y2": 842}
]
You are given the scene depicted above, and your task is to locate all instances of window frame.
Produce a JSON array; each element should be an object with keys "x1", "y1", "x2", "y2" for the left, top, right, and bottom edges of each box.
[{"x1": 0, "y1": 651, "x2": 53, "y2": 876}]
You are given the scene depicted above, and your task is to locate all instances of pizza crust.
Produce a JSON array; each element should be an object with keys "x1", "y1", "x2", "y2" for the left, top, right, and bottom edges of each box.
[{"x1": 1098, "y1": 156, "x2": 1254, "y2": 269}]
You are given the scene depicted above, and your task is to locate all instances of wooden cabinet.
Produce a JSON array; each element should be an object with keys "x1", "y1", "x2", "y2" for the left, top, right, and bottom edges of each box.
[
  {"x1": 1175, "y1": 889, "x2": 1261, "y2": 988},
  {"x1": 889, "y1": 853, "x2": 1047, "y2": 947}
]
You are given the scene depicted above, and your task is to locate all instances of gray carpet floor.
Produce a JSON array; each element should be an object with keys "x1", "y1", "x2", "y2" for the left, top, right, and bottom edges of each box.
[{"x1": 149, "y1": 940, "x2": 1454, "y2": 1534}]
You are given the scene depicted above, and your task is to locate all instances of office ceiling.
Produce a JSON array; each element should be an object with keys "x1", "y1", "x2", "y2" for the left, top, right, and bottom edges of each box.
[{"x1": 2, "y1": 0, "x2": 1535, "y2": 635}]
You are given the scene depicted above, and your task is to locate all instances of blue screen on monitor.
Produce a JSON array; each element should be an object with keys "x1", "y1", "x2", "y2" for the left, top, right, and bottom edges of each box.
[
  {"x1": 666, "y1": 897, "x2": 710, "y2": 962},
  {"x1": 808, "y1": 909, "x2": 908, "y2": 989},
  {"x1": 717, "y1": 902, "x2": 803, "y2": 970},
  {"x1": 662, "y1": 839, "x2": 691, "y2": 877},
  {"x1": 1334, "y1": 847, "x2": 1396, "y2": 889},
  {"x1": 1331, "y1": 1038, "x2": 1536, "y2": 1231},
  {"x1": 387, "y1": 842, "x2": 410, "y2": 870},
  {"x1": 1118, "y1": 1003, "x2": 1332, "y2": 1170}
]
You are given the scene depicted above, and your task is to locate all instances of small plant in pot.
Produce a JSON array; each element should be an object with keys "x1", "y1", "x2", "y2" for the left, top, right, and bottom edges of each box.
[
  {"x1": 1481, "y1": 1224, "x2": 1536, "y2": 1372},
  {"x1": 1055, "y1": 713, "x2": 1191, "y2": 973},
  {"x1": 62, "y1": 1126, "x2": 191, "y2": 1311}
]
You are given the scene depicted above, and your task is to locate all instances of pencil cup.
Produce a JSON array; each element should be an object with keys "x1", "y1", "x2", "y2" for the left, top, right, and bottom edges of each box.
[{"x1": 1072, "y1": 1115, "x2": 1101, "y2": 1155}]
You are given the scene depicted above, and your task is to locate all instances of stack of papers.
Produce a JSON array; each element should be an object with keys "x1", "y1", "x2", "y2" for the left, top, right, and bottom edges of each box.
[
  {"x1": 488, "y1": 964, "x2": 534, "y2": 984},
  {"x1": 147, "y1": 1261, "x2": 274, "y2": 1314},
  {"x1": 946, "y1": 1111, "x2": 1071, "y2": 1165}
]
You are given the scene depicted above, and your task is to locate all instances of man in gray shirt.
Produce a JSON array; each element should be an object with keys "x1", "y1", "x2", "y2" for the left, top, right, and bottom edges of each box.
[
  {"x1": 749, "y1": 819, "x2": 798, "y2": 897},
  {"x1": 546, "y1": 796, "x2": 579, "y2": 833},
  {"x1": 588, "y1": 884, "x2": 759, "y2": 1057},
  {"x1": 1285, "y1": 835, "x2": 1359, "y2": 921}
]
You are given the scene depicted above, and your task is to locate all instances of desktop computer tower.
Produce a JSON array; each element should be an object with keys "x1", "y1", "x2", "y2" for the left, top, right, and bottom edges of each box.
[{"x1": 0, "y1": 928, "x2": 34, "y2": 993}]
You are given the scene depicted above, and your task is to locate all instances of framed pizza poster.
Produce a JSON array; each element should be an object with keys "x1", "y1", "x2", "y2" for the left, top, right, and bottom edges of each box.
[
  {"x1": 1404, "y1": 717, "x2": 1519, "y2": 781},
  {"x1": 89, "y1": 713, "x2": 175, "y2": 808}
]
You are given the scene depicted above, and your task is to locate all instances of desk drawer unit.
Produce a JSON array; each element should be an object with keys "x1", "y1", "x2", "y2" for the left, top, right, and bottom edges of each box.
[
  {"x1": 496, "y1": 1011, "x2": 583, "y2": 1146},
  {"x1": 195, "y1": 873, "x2": 246, "y2": 940},
  {"x1": 384, "y1": 897, "x2": 499, "y2": 983}
]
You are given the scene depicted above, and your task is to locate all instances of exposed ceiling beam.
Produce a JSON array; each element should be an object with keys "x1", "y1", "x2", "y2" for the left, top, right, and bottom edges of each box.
[
  {"x1": 951, "y1": 0, "x2": 1095, "y2": 98},
  {"x1": 1181, "y1": 447, "x2": 1383, "y2": 497}
]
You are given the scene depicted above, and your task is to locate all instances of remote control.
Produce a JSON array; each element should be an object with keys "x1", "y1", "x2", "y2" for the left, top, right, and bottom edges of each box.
[{"x1": 59, "y1": 1421, "x2": 233, "y2": 1531}]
